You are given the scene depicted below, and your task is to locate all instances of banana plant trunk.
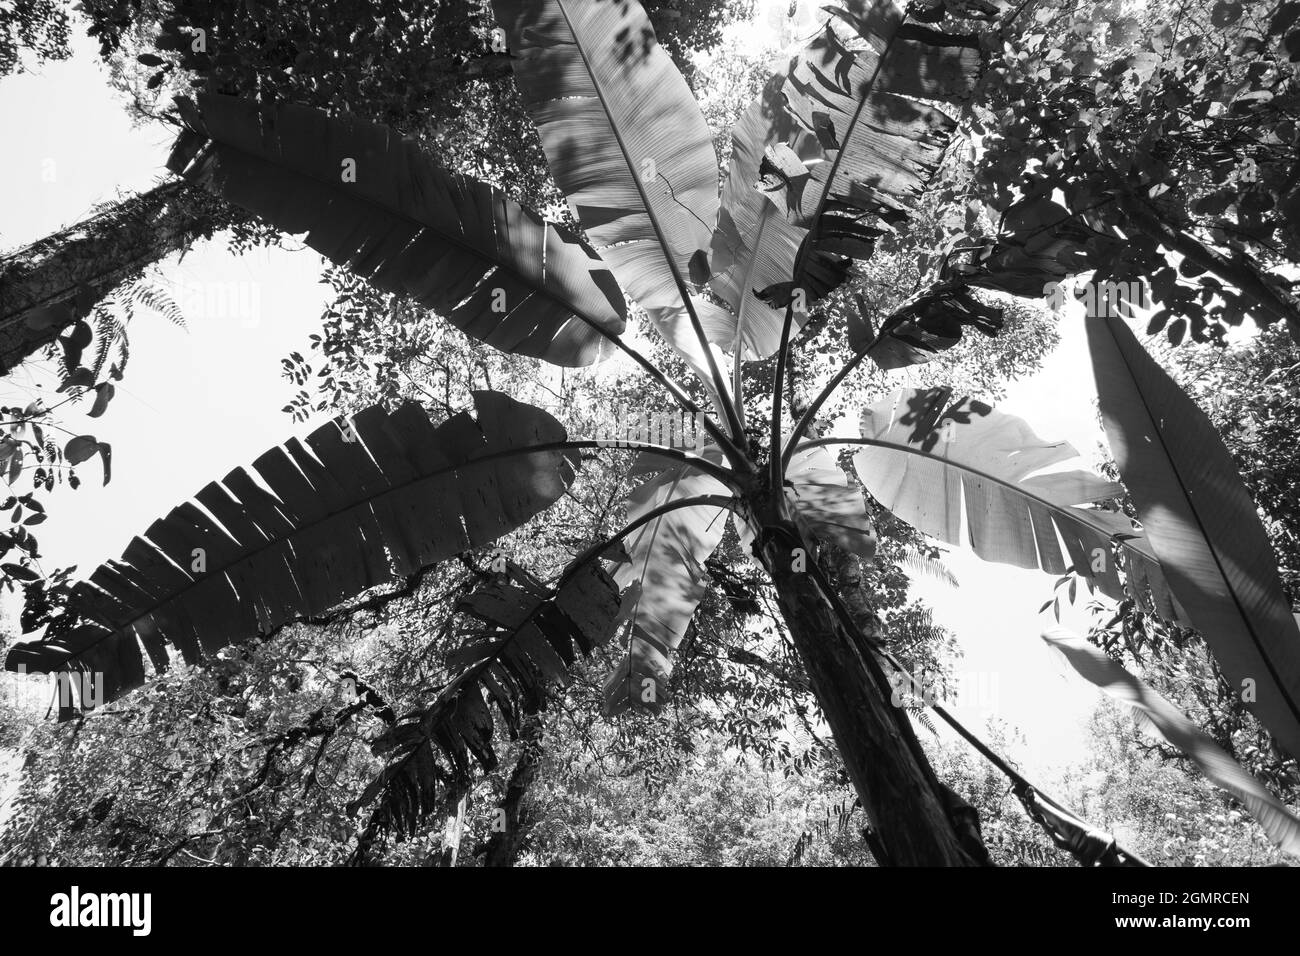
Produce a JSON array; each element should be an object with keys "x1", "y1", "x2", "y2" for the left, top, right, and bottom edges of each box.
[
  {"x1": 758, "y1": 519, "x2": 982, "y2": 866},
  {"x1": 0, "y1": 179, "x2": 238, "y2": 373},
  {"x1": 483, "y1": 715, "x2": 543, "y2": 867}
]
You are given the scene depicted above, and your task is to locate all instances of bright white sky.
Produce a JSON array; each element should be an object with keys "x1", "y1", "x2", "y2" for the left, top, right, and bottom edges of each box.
[
  {"x1": 0, "y1": 7, "x2": 1113, "y2": 782},
  {"x1": 0, "y1": 28, "x2": 333, "y2": 574}
]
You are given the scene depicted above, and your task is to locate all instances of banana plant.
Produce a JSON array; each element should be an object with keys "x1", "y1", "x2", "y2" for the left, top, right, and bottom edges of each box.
[{"x1": 9, "y1": 0, "x2": 1300, "y2": 865}]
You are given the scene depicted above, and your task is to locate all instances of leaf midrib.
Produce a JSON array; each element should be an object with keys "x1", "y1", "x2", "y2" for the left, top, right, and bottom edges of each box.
[
  {"x1": 62, "y1": 438, "x2": 581, "y2": 668},
  {"x1": 1093, "y1": 316, "x2": 1300, "y2": 734},
  {"x1": 792, "y1": 8, "x2": 905, "y2": 281},
  {"x1": 552, "y1": 0, "x2": 700, "y2": 314},
  {"x1": 207, "y1": 102, "x2": 619, "y2": 334},
  {"x1": 797, "y1": 434, "x2": 1162, "y2": 575}
]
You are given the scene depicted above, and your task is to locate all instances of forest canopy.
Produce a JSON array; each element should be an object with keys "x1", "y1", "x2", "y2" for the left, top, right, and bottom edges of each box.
[{"x1": 0, "y1": 0, "x2": 1297, "y2": 870}]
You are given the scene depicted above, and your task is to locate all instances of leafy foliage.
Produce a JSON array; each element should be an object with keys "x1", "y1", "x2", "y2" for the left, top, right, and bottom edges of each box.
[
  {"x1": 171, "y1": 94, "x2": 629, "y2": 366},
  {"x1": 0, "y1": 0, "x2": 69, "y2": 76},
  {"x1": 848, "y1": 387, "x2": 1176, "y2": 608},
  {"x1": 5, "y1": 0, "x2": 1300, "y2": 868},
  {"x1": 973, "y1": 0, "x2": 1300, "y2": 343},
  {"x1": 8, "y1": 394, "x2": 580, "y2": 710}
]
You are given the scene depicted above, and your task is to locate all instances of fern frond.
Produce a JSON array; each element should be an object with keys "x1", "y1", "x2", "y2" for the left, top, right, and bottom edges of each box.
[
  {"x1": 90, "y1": 309, "x2": 123, "y2": 382},
  {"x1": 899, "y1": 547, "x2": 959, "y2": 589},
  {"x1": 115, "y1": 323, "x2": 130, "y2": 380},
  {"x1": 130, "y1": 279, "x2": 187, "y2": 330}
]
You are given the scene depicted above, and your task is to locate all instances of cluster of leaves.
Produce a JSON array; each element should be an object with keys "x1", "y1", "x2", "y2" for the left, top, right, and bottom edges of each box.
[
  {"x1": 281, "y1": 269, "x2": 531, "y2": 423},
  {"x1": 0, "y1": 625, "x2": 397, "y2": 866},
  {"x1": 973, "y1": 0, "x2": 1300, "y2": 343},
  {"x1": 1067, "y1": 702, "x2": 1289, "y2": 865},
  {"x1": 0, "y1": 377, "x2": 121, "y2": 594},
  {"x1": 0, "y1": 0, "x2": 70, "y2": 76},
  {"x1": 501, "y1": 732, "x2": 875, "y2": 867},
  {"x1": 7, "y1": 0, "x2": 1298, "y2": 867}
]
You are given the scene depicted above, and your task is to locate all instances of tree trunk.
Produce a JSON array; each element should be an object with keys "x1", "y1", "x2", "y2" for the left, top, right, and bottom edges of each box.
[
  {"x1": 758, "y1": 523, "x2": 982, "y2": 866},
  {"x1": 437, "y1": 795, "x2": 468, "y2": 867},
  {"x1": 483, "y1": 715, "x2": 544, "y2": 867},
  {"x1": 0, "y1": 179, "x2": 237, "y2": 373}
]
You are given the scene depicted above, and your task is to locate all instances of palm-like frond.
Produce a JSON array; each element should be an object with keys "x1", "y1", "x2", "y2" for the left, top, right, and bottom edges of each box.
[
  {"x1": 169, "y1": 94, "x2": 628, "y2": 367},
  {"x1": 127, "y1": 276, "x2": 186, "y2": 329},
  {"x1": 352, "y1": 562, "x2": 622, "y2": 846},
  {"x1": 899, "y1": 547, "x2": 959, "y2": 588},
  {"x1": 89, "y1": 307, "x2": 124, "y2": 381},
  {"x1": 6, "y1": 393, "x2": 581, "y2": 710}
]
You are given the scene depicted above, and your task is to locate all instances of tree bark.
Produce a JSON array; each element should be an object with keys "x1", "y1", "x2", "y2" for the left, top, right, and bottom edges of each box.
[
  {"x1": 437, "y1": 795, "x2": 468, "y2": 867},
  {"x1": 0, "y1": 179, "x2": 237, "y2": 373},
  {"x1": 758, "y1": 523, "x2": 982, "y2": 866},
  {"x1": 483, "y1": 715, "x2": 544, "y2": 867}
]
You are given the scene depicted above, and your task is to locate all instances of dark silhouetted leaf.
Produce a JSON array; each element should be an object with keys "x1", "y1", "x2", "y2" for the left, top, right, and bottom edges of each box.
[
  {"x1": 354, "y1": 562, "x2": 621, "y2": 843},
  {"x1": 6, "y1": 393, "x2": 580, "y2": 712},
  {"x1": 170, "y1": 95, "x2": 627, "y2": 366}
]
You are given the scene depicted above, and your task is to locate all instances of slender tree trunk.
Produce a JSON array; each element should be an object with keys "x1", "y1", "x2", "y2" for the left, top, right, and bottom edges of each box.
[
  {"x1": 483, "y1": 715, "x2": 543, "y2": 867},
  {"x1": 0, "y1": 179, "x2": 237, "y2": 373},
  {"x1": 438, "y1": 794, "x2": 468, "y2": 867},
  {"x1": 757, "y1": 521, "x2": 981, "y2": 866}
]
